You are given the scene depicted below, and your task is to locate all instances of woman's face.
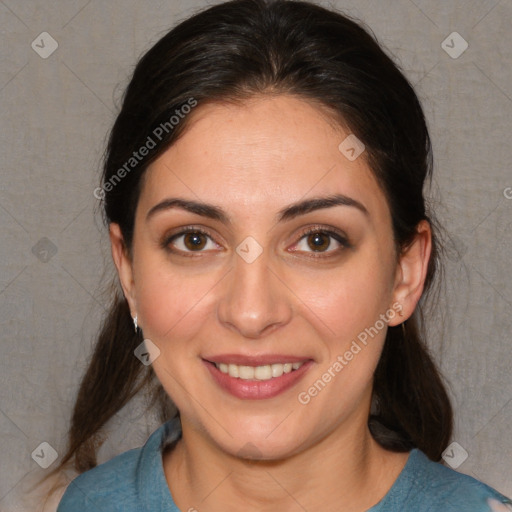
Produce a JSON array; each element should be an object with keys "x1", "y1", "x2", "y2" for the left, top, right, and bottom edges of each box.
[{"x1": 114, "y1": 94, "x2": 420, "y2": 459}]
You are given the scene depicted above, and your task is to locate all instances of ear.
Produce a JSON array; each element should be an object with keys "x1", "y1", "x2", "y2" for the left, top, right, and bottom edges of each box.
[
  {"x1": 388, "y1": 220, "x2": 432, "y2": 326},
  {"x1": 109, "y1": 223, "x2": 137, "y2": 316}
]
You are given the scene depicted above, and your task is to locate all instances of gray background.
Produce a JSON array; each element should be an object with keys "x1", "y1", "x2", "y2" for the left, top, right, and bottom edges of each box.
[{"x1": 0, "y1": 0, "x2": 511, "y2": 510}]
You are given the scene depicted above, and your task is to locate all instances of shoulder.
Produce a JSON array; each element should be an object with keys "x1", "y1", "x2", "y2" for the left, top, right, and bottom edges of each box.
[
  {"x1": 57, "y1": 420, "x2": 178, "y2": 511},
  {"x1": 390, "y1": 449, "x2": 512, "y2": 512},
  {"x1": 56, "y1": 446, "x2": 142, "y2": 510}
]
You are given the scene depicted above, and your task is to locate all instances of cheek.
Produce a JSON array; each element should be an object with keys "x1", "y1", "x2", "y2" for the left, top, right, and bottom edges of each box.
[
  {"x1": 289, "y1": 251, "x2": 395, "y2": 346},
  {"x1": 290, "y1": 258, "x2": 393, "y2": 418},
  {"x1": 133, "y1": 253, "x2": 220, "y2": 343}
]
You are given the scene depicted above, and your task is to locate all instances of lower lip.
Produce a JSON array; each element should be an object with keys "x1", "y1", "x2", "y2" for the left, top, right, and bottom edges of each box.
[{"x1": 203, "y1": 360, "x2": 313, "y2": 400}]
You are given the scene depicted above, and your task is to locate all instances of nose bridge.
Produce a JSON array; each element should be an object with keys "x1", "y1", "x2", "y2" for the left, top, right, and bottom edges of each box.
[{"x1": 216, "y1": 246, "x2": 292, "y2": 338}]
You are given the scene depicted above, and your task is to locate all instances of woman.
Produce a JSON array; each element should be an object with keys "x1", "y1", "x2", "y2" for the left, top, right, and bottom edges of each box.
[{"x1": 52, "y1": 0, "x2": 511, "y2": 510}]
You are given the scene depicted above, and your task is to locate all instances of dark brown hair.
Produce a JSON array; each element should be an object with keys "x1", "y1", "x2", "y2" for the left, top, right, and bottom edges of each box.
[{"x1": 50, "y1": 0, "x2": 453, "y2": 480}]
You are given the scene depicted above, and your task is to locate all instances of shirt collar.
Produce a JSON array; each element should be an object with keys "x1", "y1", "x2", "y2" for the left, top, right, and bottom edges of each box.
[{"x1": 136, "y1": 416, "x2": 182, "y2": 511}]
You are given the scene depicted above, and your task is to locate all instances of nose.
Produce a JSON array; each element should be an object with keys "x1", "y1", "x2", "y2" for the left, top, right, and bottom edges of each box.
[{"x1": 216, "y1": 248, "x2": 293, "y2": 339}]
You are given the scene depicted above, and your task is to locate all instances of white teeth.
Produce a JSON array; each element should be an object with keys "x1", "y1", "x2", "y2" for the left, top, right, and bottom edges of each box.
[
  {"x1": 254, "y1": 365, "x2": 272, "y2": 380},
  {"x1": 215, "y1": 361, "x2": 305, "y2": 381},
  {"x1": 228, "y1": 364, "x2": 239, "y2": 378},
  {"x1": 238, "y1": 365, "x2": 255, "y2": 379},
  {"x1": 271, "y1": 363, "x2": 284, "y2": 378}
]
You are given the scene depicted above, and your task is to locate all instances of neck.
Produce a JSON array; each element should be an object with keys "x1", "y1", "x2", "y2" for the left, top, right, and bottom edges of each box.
[{"x1": 163, "y1": 411, "x2": 409, "y2": 512}]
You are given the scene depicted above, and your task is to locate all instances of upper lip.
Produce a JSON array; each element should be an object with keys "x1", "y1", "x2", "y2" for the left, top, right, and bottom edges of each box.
[{"x1": 203, "y1": 354, "x2": 312, "y2": 366}]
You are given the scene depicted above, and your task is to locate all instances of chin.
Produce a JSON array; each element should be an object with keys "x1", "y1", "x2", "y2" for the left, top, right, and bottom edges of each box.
[{"x1": 211, "y1": 414, "x2": 311, "y2": 461}]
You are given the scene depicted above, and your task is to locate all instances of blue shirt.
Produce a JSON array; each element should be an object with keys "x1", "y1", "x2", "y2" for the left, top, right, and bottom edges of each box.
[{"x1": 58, "y1": 418, "x2": 511, "y2": 511}]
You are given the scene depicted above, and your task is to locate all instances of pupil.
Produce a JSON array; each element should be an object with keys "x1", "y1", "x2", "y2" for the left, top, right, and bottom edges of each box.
[{"x1": 185, "y1": 233, "x2": 206, "y2": 250}]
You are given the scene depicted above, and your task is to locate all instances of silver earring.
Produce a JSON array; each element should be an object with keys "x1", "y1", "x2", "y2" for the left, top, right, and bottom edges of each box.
[{"x1": 133, "y1": 315, "x2": 138, "y2": 333}]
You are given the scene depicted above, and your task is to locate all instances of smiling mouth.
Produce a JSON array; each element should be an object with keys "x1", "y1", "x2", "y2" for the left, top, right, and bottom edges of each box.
[
  {"x1": 213, "y1": 361, "x2": 305, "y2": 381},
  {"x1": 203, "y1": 358, "x2": 313, "y2": 399}
]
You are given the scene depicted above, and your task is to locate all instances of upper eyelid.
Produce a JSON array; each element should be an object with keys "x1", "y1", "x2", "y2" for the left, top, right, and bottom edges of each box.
[
  {"x1": 165, "y1": 224, "x2": 346, "y2": 240},
  {"x1": 163, "y1": 229, "x2": 221, "y2": 255},
  {"x1": 165, "y1": 227, "x2": 222, "y2": 246},
  {"x1": 297, "y1": 225, "x2": 348, "y2": 239},
  {"x1": 290, "y1": 228, "x2": 350, "y2": 252},
  {"x1": 164, "y1": 225, "x2": 349, "y2": 252}
]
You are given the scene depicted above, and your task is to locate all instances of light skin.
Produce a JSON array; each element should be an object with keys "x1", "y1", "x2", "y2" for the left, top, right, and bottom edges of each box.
[{"x1": 110, "y1": 94, "x2": 432, "y2": 511}]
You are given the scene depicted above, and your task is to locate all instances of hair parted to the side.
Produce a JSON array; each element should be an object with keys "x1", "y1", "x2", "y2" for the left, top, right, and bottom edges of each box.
[{"x1": 47, "y1": 0, "x2": 453, "y2": 481}]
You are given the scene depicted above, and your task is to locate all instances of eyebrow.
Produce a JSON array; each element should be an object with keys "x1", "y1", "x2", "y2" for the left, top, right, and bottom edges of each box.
[
  {"x1": 277, "y1": 194, "x2": 368, "y2": 221},
  {"x1": 145, "y1": 194, "x2": 369, "y2": 223}
]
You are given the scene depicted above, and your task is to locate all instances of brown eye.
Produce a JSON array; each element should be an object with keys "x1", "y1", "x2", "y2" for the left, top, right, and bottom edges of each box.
[
  {"x1": 290, "y1": 228, "x2": 351, "y2": 257},
  {"x1": 183, "y1": 232, "x2": 207, "y2": 251},
  {"x1": 164, "y1": 228, "x2": 219, "y2": 254},
  {"x1": 306, "y1": 232, "x2": 331, "y2": 252}
]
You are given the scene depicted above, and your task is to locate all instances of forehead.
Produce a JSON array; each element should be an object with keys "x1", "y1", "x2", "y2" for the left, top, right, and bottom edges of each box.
[{"x1": 138, "y1": 95, "x2": 390, "y2": 224}]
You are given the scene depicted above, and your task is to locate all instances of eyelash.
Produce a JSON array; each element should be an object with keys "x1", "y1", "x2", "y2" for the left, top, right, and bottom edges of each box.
[
  {"x1": 161, "y1": 225, "x2": 352, "y2": 259},
  {"x1": 291, "y1": 226, "x2": 351, "y2": 258}
]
